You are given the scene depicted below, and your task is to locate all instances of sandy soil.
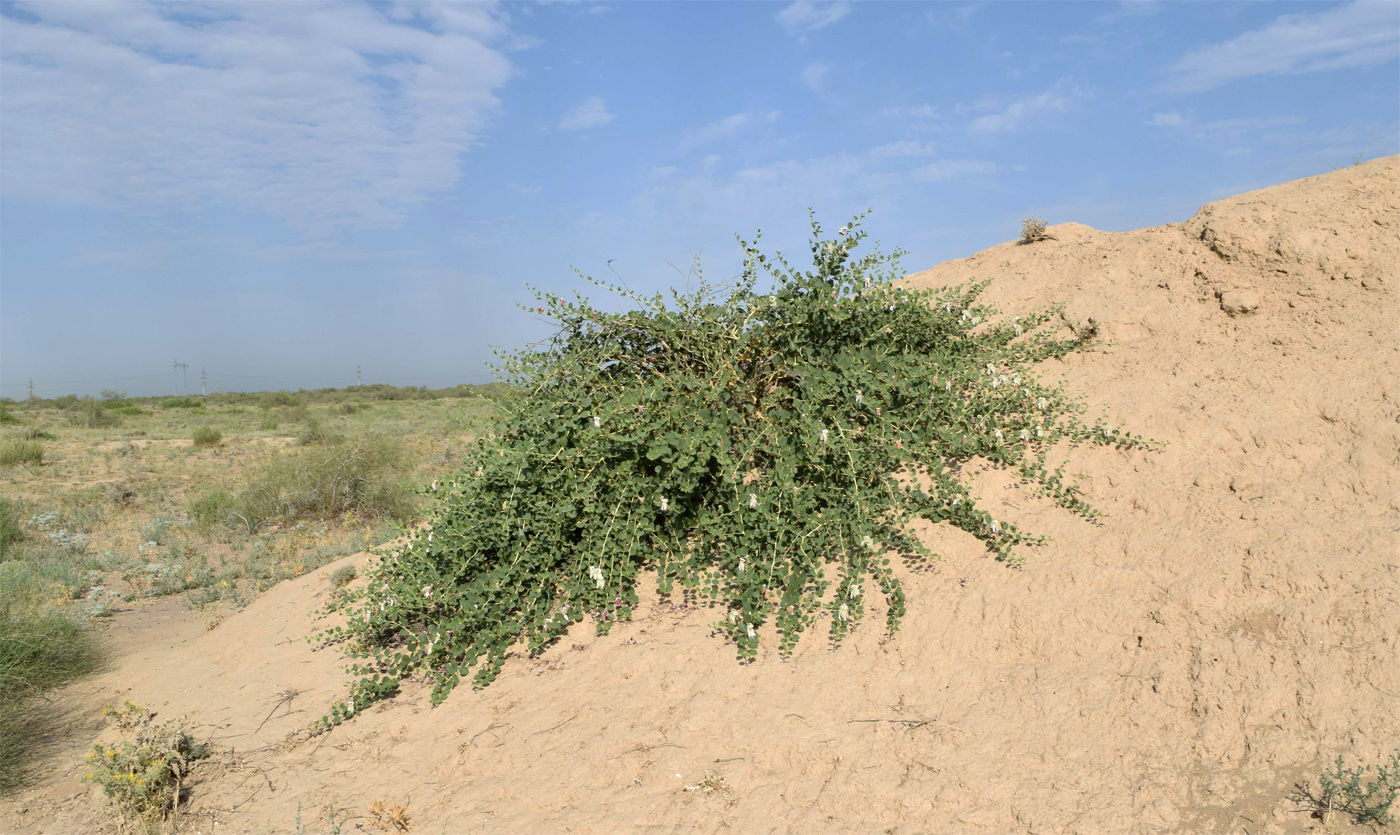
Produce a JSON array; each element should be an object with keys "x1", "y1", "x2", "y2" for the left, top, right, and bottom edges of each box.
[{"x1": 4, "y1": 158, "x2": 1396, "y2": 834}]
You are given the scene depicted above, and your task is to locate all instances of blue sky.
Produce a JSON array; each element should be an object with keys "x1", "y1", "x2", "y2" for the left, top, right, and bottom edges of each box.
[{"x1": 2, "y1": 0, "x2": 1397, "y2": 398}]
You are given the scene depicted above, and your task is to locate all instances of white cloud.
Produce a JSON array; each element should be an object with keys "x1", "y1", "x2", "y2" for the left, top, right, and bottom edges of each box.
[
  {"x1": 559, "y1": 96, "x2": 614, "y2": 130},
  {"x1": 1148, "y1": 111, "x2": 1186, "y2": 127},
  {"x1": 969, "y1": 89, "x2": 1078, "y2": 134},
  {"x1": 776, "y1": 1, "x2": 852, "y2": 36},
  {"x1": 1163, "y1": 2, "x2": 1400, "y2": 93},
  {"x1": 870, "y1": 140, "x2": 937, "y2": 158},
  {"x1": 679, "y1": 113, "x2": 751, "y2": 152},
  {"x1": 0, "y1": 1, "x2": 515, "y2": 235},
  {"x1": 882, "y1": 104, "x2": 940, "y2": 120},
  {"x1": 912, "y1": 159, "x2": 997, "y2": 182},
  {"x1": 801, "y1": 61, "x2": 832, "y2": 91}
]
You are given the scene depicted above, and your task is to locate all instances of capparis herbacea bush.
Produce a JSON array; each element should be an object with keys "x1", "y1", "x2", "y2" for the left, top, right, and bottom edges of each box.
[{"x1": 318, "y1": 215, "x2": 1148, "y2": 724}]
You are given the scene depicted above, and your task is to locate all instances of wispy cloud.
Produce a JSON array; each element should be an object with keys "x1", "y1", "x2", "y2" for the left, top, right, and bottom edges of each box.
[
  {"x1": 800, "y1": 61, "x2": 832, "y2": 92},
  {"x1": 0, "y1": 1, "x2": 514, "y2": 236},
  {"x1": 1147, "y1": 112, "x2": 1304, "y2": 137},
  {"x1": 559, "y1": 96, "x2": 614, "y2": 130},
  {"x1": 678, "y1": 112, "x2": 776, "y2": 153},
  {"x1": 912, "y1": 159, "x2": 997, "y2": 182},
  {"x1": 776, "y1": 1, "x2": 852, "y2": 36},
  {"x1": 870, "y1": 140, "x2": 937, "y2": 158},
  {"x1": 1163, "y1": 1, "x2": 1400, "y2": 93},
  {"x1": 969, "y1": 88, "x2": 1079, "y2": 134}
]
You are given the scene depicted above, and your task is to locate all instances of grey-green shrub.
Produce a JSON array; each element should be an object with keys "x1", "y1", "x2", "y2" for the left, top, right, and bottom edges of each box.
[{"x1": 192, "y1": 426, "x2": 222, "y2": 448}]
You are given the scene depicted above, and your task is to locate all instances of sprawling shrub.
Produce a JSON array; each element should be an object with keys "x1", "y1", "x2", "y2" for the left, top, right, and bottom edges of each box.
[
  {"x1": 321, "y1": 216, "x2": 1148, "y2": 720},
  {"x1": 191, "y1": 426, "x2": 222, "y2": 448}
]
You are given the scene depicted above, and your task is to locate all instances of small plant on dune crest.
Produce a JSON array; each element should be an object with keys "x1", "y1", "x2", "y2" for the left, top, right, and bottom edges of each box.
[
  {"x1": 1309, "y1": 749, "x2": 1400, "y2": 826},
  {"x1": 192, "y1": 426, "x2": 222, "y2": 448},
  {"x1": 319, "y1": 214, "x2": 1149, "y2": 724},
  {"x1": 329, "y1": 564, "x2": 357, "y2": 589},
  {"x1": 84, "y1": 703, "x2": 210, "y2": 832},
  {"x1": 1019, "y1": 216, "x2": 1052, "y2": 244},
  {"x1": 367, "y1": 799, "x2": 413, "y2": 833}
]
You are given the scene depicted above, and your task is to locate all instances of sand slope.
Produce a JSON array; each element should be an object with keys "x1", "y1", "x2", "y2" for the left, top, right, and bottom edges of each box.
[{"x1": 5, "y1": 157, "x2": 1397, "y2": 835}]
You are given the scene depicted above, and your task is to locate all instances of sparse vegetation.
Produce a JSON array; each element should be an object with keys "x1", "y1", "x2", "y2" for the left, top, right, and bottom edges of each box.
[
  {"x1": 84, "y1": 704, "x2": 210, "y2": 831},
  {"x1": 322, "y1": 215, "x2": 1148, "y2": 720},
  {"x1": 0, "y1": 382, "x2": 498, "y2": 792},
  {"x1": 192, "y1": 426, "x2": 223, "y2": 447}
]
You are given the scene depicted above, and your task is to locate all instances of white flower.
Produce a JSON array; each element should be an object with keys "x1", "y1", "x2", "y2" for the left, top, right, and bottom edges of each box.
[
  {"x1": 986, "y1": 363, "x2": 996, "y2": 375},
  {"x1": 945, "y1": 381, "x2": 952, "y2": 391},
  {"x1": 860, "y1": 535, "x2": 876, "y2": 551},
  {"x1": 422, "y1": 585, "x2": 433, "y2": 599},
  {"x1": 838, "y1": 604, "x2": 849, "y2": 622},
  {"x1": 737, "y1": 558, "x2": 746, "y2": 574},
  {"x1": 848, "y1": 584, "x2": 861, "y2": 599},
  {"x1": 838, "y1": 226, "x2": 849, "y2": 236},
  {"x1": 346, "y1": 700, "x2": 355, "y2": 716},
  {"x1": 820, "y1": 428, "x2": 829, "y2": 443},
  {"x1": 748, "y1": 493, "x2": 758, "y2": 509},
  {"x1": 1037, "y1": 397, "x2": 1048, "y2": 411},
  {"x1": 592, "y1": 415, "x2": 601, "y2": 428},
  {"x1": 431, "y1": 480, "x2": 438, "y2": 491},
  {"x1": 994, "y1": 429, "x2": 1004, "y2": 441},
  {"x1": 659, "y1": 496, "x2": 669, "y2": 512},
  {"x1": 951, "y1": 497, "x2": 961, "y2": 507},
  {"x1": 427, "y1": 532, "x2": 433, "y2": 543},
  {"x1": 1020, "y1": 429, "x2": 1030, "y2": 441},
  {"x1": 990, "y1": 520, "x2": 1001, "y2": 534},
  {"x1": 855, "y1": 390, "x2": 863, "y2": 405},
  {"x1": 588, "y1": 566, "x2": 605, "y2": 589},
  {"x1": 1036, "y1": 425, "x2": 1046, "y2": 438},
  {"x1": 1103, "y1": 426, "x2": 1113, "y2": 437},
  {"x1": 746, "y1": 623, "x2": 756, "y2": 639}
]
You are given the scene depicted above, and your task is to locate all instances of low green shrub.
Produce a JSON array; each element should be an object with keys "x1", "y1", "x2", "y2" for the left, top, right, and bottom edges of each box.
[
  {"x1": 232, "y1": 436, "x2": 414, "y2": 531},
  {"x1": 321, "y1": 216, "x2": 1148, "y2": 720},
  {"x1": 192, "y1": 426, "x2": 222, "y2": 448},
  {"x1": 69, "y1": 403, "x2": 121, "y2": 428},
  {"x1": 0, "y1": 439, "x2": 44, "y2": 467},
  {"x1": 296, "y1": 418, "x2": 342, "y2": 446},
  {"x1": 259, "y1": 414, "x2": 279, "y2": 431},
  {"x1": 1316, "y1": 750, "x2": 1400, "y2": 825},
  {"x1": 0, "y1": 405, "x2": 19, "y2": 425},
  {"x1": 161, "y1": 397, "x2": 202, "y2": 409},
  {"x1": 189, "y1": 488, "x2": 233, "y2": 530}
]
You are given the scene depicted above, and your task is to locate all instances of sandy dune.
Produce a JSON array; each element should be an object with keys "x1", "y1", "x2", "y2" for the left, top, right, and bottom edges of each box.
[{"x1": 5, "y1": 157, "x2": 1396, "y2": 834}]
